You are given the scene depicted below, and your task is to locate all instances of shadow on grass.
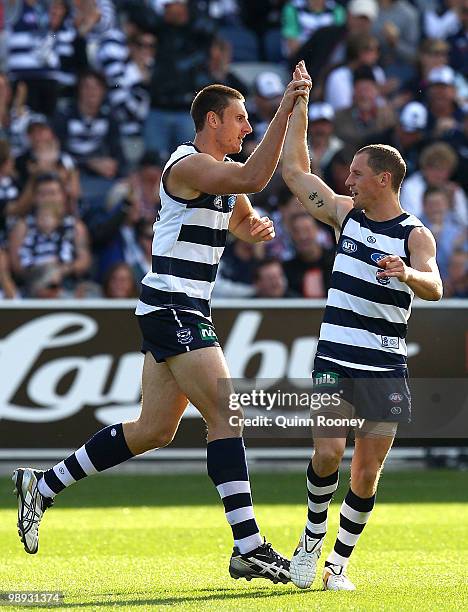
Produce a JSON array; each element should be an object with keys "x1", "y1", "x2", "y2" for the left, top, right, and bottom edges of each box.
[
  {"x1": 1, "y1": 470, "x2": 467, "y2": 509},
  {"x1": 57, "y1": 586, "x2": 320, "y2": 608}
]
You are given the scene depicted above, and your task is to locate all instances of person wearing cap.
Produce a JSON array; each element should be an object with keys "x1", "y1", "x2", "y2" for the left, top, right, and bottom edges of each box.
[
  {"x1": 307, "y1": 102, "x2": 344, "y2": 176},
  {"x1": 365, "y1": 101, "x2": 429, "y2": 176},
  {"x1": 334, "y1": 66, "x2": 396, "y2": 149}
]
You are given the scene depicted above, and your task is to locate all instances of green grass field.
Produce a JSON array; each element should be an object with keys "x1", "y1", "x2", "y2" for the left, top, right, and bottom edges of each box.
[{"x1": 1, "y1": 469, "x2": 467, "y2": 611}]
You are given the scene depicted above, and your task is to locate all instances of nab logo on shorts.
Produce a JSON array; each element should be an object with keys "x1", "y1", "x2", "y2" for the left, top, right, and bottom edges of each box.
[
  {"x1": 342, "y1": 239, "x2": 357, "y2": 254},
  {"x1": 314, "y1": 371, "x2": 339, "y2": 386},
  {"x1": 176, "y1": 328, "x2": 193, "y2": 345},
  {"x1": 381, "y1": 336, "x2": 399, "y2": 349},
  {"x1": 389, "y1": 392, "x2": 404, "y2": 403},
  {"x1": 198, "y1": 323, "x2": 217, "y2": 342}
]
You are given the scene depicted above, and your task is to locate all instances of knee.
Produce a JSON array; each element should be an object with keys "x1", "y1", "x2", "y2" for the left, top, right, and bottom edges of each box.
[
  {"x1": 352, "y1": 464, "x2": 382, "y2": 495},
  {"x1": 135, "y1": 422, "x2": 175, "y2": 452},
  {"x1": 314, "y1": 444, "x2": 344, "y2": 473}
]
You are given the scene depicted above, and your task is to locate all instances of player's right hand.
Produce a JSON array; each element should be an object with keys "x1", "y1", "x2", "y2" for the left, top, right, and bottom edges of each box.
[{"x1": 279, "y1": 61, "x2": 312, "y2": 115}]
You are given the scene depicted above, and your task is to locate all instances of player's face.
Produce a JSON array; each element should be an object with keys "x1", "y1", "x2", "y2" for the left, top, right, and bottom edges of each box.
[
  {"x1": 345, "y1": 153, "x2": 382, "y2": 209},
  {"x1": 217, "y1": 99, "x2": 252, "y2": 154}
]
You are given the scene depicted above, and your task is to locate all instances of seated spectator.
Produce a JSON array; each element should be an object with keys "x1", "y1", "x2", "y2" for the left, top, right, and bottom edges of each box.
[
  {"x1": 448, "y1": 0, "x2": 468, "y2": 77},
  {"x1": 6, "y1": 0, "x2": 59, "y2": 115},
  {"x1": 308, "y1": 102, "x2": 344, "y2": 176},
  {"x1": 54, "y1": 70, "x2": 124, "y2": 209},
  {"x1": 253, "y1": 257, "x2": 298, "y2": 298},
  {"x1": 281, "y1": 0, "x2": 347, "y2": 60},
  {"x1": 425, "y1": 65, "x2": 467, "y2": 138},
  {"x1": 366, "y1": 101, "x2": 429, "y2": 176},
  {"x1": 243, "y1": 71, "x2": 285, "y2": 157},
  {"x1": 400, "y1": 141, "x2": 467, "y2": 225},
  {"x1": 420, "y1": 186, "x2": 466, "y2": 279},
  {"x1": 324, "y1": 33, "x2": 387, "y2": 111},
  {"x1": 15, "y1": 118, "x2": 80, "y2": 212},
  {"x1": 145, "y1": 0, "x2": 215, "y2": 159},
  {"x1": 372, "y1": 0, "x2": 420, "y2": 80},
  {"x1": 423, "y1": 0, "x2": 463, "y2": 40},
  {"x1": 443, "y1": 248, "x2": 468, "y2": 297},
  {"x1": 103, "y1": 261, "x2": 138, "y2": 298},
  {"x1": 8, "y1": 173, "x2": 91, "y2": 287},
  {"x1": 213, "y1": 238, "x2": 263, "y2": 298},
  {"x1": 0, "y1": 139, "x2": 20, "y2": 245},
  {"x1": 444, "y1": 106, "x2": 468, "y2": 192},
  {"x1": 208, "y1": 37, "x2": 249, "y2": 97},
  {"x1": 0, "y1": 248, "x2": 18, "y2": 299},
  {"x1": 266, "y1": 193, "x2": 304, "y2": 261},
  {"x1": 283, "y1": 212, "x2": 334, "y2": 297},
  {"x1": 0, "y1": 74, "x2": 34, "y2": 157},
  {"x1": 334, "y1": 67, "x2": 396, "y2": 149}
]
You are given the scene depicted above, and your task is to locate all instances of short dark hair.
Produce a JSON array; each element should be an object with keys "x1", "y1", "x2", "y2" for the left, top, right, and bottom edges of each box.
[
  {"x1": 191, "y1": 84, "x2": 244, "y2": 132},
  {"x1": 356, "y1": 144, "x2": 407, "y2": 192},
  {"x1": 253, "y1": 257, "x2": 283, "y2": 282}
]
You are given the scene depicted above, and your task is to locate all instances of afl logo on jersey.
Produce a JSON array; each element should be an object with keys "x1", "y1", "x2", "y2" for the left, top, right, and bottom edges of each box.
[
  {"x1": 342, "y1": 239, "x2": 357, "y2": 253},
  {"x1": 371, "y1": 252, "x2": 387, "y2": 264}
]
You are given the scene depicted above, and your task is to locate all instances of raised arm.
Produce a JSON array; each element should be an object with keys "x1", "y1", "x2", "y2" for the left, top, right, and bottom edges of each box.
[
  {"x1": 282, "y1": 66, "x2": 353, "y2": 231},
  {"x1": 171, "y1": 68, "x2": 311, "y2": 196}
]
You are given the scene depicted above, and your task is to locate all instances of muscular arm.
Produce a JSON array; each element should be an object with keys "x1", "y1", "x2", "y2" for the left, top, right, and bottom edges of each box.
[
  {"x1": 377, "y1": 227, "x2": 443, "y2": 301},
  {"x1": 281, "y1": 93, "x2": 352, "y2": 231},
  {"x1": 228, "y1": 194, "x2": 275, "y2": 243}
]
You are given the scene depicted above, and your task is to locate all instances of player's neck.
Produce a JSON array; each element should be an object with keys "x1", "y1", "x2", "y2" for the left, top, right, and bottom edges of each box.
[
  {"x1": 364, "y1": 197, "x2": 404, "y2": 222},
  {"x1": 193, "y1": 133, "x2": 226, "y2": 161}
]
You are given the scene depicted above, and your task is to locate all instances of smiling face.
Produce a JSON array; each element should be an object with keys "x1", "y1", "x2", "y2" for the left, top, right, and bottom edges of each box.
[
  {"x1": 213, "y1": 99, "x2": 253, "y2": 155},
  {"x1": 345, "y1": 152, "x2": 387, "y2": 209}
]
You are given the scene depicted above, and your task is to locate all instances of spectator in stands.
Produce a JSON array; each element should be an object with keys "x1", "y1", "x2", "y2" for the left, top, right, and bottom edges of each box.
[
  {"x1": 49, "y1": 0, "x2": 87, "y2": 99},
  {"x1": 238, "y1": 0, "x2": 285, "y2": 62},
  {"x1": 401, "y1": 141, "x2": 467, "y2": 226},
  {"x1": 448, "y1": 0, "x2": 468, "y2": 77},
  {"x1": 423, "y1": 0, "x2": 463, "y2": 40},
  {"x1": 54, "y1": 70, "x2": 124, "y2": 208},
  {"x1": 443, "y1": 106, "x2": 468, "y2": 192},
  {"x1": 334, "y1": 67, "x2": 396, "y2": 149},
  {"x1": 103, "y1": 261, "x2": 138, "y2": 298},
  {"x1": 290, "y1": 0, "x2": 379, "y2": 82},
  {"x1": 213, "y1": 238, "x2": 263, "y2": 298},
  {"x1": 323, "y1": 145, "x2": 356, "y2": 195},
  {"x1": 6, "y1": 0, "x2": 59, "y2": 115},
  {"x1": 8, "y1": 173, "x2": 91, "y2": 288},
  {"x1": 0, "y1": 74, "x2": 34, "y2": 157},
  {"x1": 15, "y1": 118, "x2": 80, "y2": 213},
  {"x1": 307, "y1": 102, "x2": 343, "y2": 177},
  {"x1": 324, "y1": 33, "x2": 386, "y2": 111},
  {"x1": 0, "y1": 248, "x2": 17, "y2": 299},
  {"x1": 208, "y1": 37, "x2": 248, "y2": 97},
  {"x1": 281, "y1": 0, "x2": 347, "y2": 60},
  {"x1": 443, "y1": 248, "x2": 468, "y2": 297},
  {"x1": 145, "y1": 0, "x2": 215, "y2": 159},
  {"x1": 266, "y1": 193, "x2": 303, "y2": 261},
  {"x1": 420, "y1": 186, "x2": 466, "y2": 279},
  {"x1": 283, "y1": 212, "x2": 334, "y2": 297},
  {"x1": 425, "y1": 65, "x2": 466, "y2": 138},
  {"x1": 372, "y1": 0, "x2": 420, "y2": 79},
  {"x1": 366, "y1": 101, "x2": 429, "y2": 176},
  {"x1": 0, "y1": 139, "x2": 19, "y2": 245},
  {"x1": 253, "y1": 257, "x2": 297, "y2": 298}
]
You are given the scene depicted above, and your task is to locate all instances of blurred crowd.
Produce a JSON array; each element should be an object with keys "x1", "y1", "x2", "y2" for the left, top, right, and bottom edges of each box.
[{"x1": 0, "y1": 0, "x2": 467, "y2": 300}]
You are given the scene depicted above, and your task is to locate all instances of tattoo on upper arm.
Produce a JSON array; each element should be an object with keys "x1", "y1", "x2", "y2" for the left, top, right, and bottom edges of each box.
[
  {"x1": 309, "y1": 192, "x2": 318, "y2": 201},
  {"x1": 316, "y1": 199, "x2": 324, "y2": 207}
]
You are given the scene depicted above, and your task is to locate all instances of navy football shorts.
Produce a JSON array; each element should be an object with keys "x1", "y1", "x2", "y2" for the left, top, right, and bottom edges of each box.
[
  {"x1": 312, "y1": 356, "x2": 411, "y2": 427},
  {"x1": 138, "y1": 308, "x2": 220, "y2": 363}
]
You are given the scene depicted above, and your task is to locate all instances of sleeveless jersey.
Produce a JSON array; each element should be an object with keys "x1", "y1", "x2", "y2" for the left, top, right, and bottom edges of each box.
[
  {"x1": 135, "y1": 143, "x2": 237, "y2": 320},
  {"x1": 316, "y1": 209, "x2": 423, "y2": 371}
]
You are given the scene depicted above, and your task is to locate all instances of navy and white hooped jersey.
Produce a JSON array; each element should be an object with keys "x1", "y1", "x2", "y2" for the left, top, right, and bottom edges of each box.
[
  {"x1": 136, "y1": 143, "x2": 237, "y2": 320},
  {"x1": 316, "y1": 209, "x2": 423, "y2": 371}
]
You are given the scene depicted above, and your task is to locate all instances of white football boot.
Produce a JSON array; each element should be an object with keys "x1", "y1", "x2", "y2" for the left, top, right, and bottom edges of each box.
[
  {"x1": 12, "y1": 468, "x2": 53, "y2": 554},
  {"x1": 323, "y1": 563, "x2": 356, "y2": 591},
  {"x1": 290, "y1": 531, "x2": 324, "y2": 588}
]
